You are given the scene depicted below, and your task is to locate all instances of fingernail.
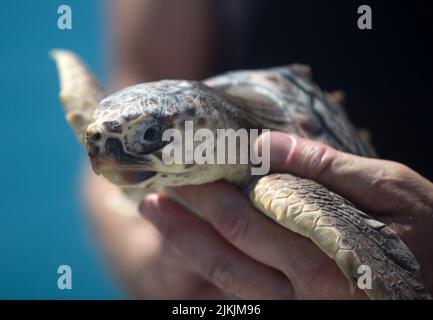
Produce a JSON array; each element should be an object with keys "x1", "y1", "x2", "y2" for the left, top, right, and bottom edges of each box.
[
  {"x1": 138, "y1": 194, "x2": 159, "y2": 220},
  {"x1": 162, "y1": 187, "x2": 180, "y2": 199},
  {"x1": 256, "y1": 132, "x2": 294, "y2": 167}
]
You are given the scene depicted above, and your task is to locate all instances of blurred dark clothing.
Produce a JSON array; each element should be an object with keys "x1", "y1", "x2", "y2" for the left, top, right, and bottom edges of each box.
[{"x1": 215, "y1": 0, "x2": 433, "y2": 180}]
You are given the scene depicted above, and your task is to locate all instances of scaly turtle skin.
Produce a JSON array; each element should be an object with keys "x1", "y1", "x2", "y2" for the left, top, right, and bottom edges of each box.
[{"x1": 51, "y1": 50, "x2": 430, "y2": 299}]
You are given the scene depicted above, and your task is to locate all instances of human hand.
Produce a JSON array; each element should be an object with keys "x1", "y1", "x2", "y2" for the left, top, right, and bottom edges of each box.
[
  {"x1": 138, "y1": 131, "x2": 433, "y2": 299},
  {"x1": 84, "y1": 169, "x2": 227, "y2": 299}
]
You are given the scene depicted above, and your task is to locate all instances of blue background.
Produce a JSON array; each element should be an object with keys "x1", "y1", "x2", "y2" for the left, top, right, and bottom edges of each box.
[{"x1": 0, "y1": 0, "x2": 122, "y2": 299}]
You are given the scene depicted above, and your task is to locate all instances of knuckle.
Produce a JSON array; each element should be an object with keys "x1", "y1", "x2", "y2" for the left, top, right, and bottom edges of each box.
[
  {"x1": 389, "y1": 162, "x2": 411, "y2": 179},
  {"x1": 370, "y1": 162, "x2": 408, "y2": 191},
  {"x1": 305, "y1": 143, "x2": 336, "y2": 178},
  {"x1": 213, "y1": 203, "x2": 250, "y2": 242}
]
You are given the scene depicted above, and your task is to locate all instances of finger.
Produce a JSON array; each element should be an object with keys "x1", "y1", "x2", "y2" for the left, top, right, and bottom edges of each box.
[
  {"x1": 255, "y1": 131, "x2": 432, "y2": 214},
  {"x1": 169, "y1": 183, "x2": 331, "y2": 279},
  {"x1": 139, "y1": 194, "x2": 294, "y2": 299}
]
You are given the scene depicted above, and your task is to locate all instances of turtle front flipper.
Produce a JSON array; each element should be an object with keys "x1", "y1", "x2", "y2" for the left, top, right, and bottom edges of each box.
[
  {"x1": 248, "y1": 173, "x2": 431, "y2": 299},
  {"x1": 51, "y1": 49, "x2": 105, "y2": 144}
]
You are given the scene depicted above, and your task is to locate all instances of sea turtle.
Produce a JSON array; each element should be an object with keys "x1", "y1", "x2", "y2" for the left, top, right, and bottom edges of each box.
[{"x1": 51, "y1": 49, "x2": 430, "y2": 300}]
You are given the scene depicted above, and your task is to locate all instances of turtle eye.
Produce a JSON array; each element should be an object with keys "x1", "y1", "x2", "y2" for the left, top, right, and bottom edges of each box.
[{"x1": 142, "y1": 125, "x2": 162, "y2": 143}]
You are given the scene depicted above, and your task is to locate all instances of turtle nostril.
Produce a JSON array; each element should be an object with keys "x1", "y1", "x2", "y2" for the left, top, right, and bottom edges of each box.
[
  {"x1": 92, "y1": 132, "x2": 101, "y2": 141},
  {"x1": 87, "y1": 131, "x2": 101, "y2": 142}
]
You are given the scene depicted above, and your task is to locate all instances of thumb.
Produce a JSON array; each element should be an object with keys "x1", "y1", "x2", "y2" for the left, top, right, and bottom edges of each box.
[
  {"x1": 256, "y1": 131, "x2": 350, "y2": 182},
  {"x1": 255, "y1": 131, "x2": 419, "y2": 214}
]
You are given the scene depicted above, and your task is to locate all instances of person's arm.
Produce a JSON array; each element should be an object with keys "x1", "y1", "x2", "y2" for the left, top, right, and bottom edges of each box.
[
  {"x1": 138, "y1": 132, "x2": 433, "y2": 298},
  {"x1": 84, "y1": 170, "x2": 224, "y2": 298},
  {"x1": 110, "y1": 0, "x2": 216, "y2": 87}
]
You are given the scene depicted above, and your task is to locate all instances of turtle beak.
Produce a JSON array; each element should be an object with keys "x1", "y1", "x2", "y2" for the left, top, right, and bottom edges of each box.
[{"x1": 84, "y1": 124, "x2": 157, "y2": 186}]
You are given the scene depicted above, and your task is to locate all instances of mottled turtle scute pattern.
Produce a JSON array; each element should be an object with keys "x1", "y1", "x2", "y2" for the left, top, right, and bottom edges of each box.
[
  {"x1": 94, "y1": 80, "x2": 232, "y2": 136},
  {"x1": 250, "y1": 174, "x2": 430, "y2": 300},
  {"x1": 52, "y1": 50, "x2": 430, "y2": 299},
  {"x1": 95, "y1": 80, "x2": 202, "y2": 123},
  {"x1": 206, "y1": 64, "x2": 372, "y2": 156}
]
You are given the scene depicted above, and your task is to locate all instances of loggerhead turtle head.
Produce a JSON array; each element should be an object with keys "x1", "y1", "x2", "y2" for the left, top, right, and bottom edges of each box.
[{"x1": 85, "y1": 80, "x2": 239, "y2": 188}]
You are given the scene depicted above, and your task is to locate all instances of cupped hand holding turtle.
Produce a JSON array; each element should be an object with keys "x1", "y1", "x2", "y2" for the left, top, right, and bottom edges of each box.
[{"x1": 138, "y1": 131, "x2": 433, "y2": 299}]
